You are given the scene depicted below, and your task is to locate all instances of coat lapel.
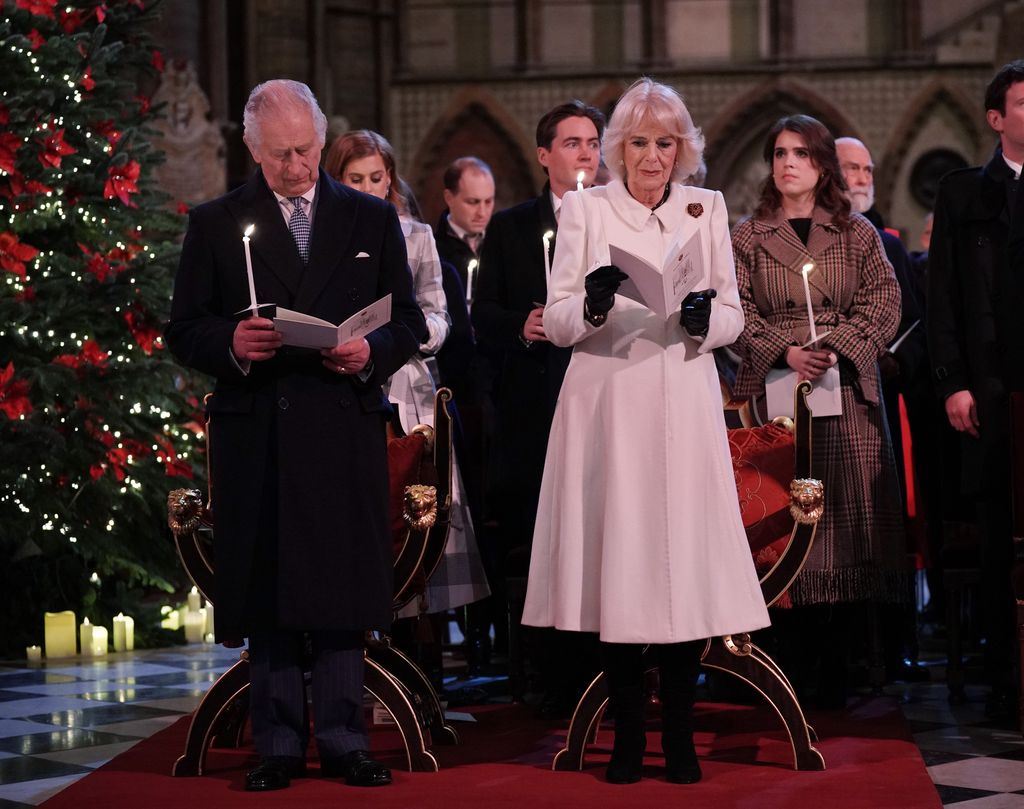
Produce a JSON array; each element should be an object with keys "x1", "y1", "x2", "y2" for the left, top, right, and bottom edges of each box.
[
  {"x1": 753, "y1": 207, "x2": 837, "y2": 301},
  {"x1": 294, "y1": 171, "x2": 358, "y2": 312},
  {"x1": 225, "y1": 171, "x2": 304, "y2": 302}
]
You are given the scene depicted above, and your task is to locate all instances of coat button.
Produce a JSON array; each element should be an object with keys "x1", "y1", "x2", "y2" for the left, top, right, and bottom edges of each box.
[
  {"x1": 786, "y1": 299, "x2": 795, "y2": 308},
  {"x1": 339, "y1": 398, "x2": 351, "y2": 408},
  {"x1": 278, "y1": 397, "x2": 289, "y2": 410},
  {"x1": 349, "y1": 288, "x2": 359, "y2": 301},
  {"x1": 822, "y1": 297, "x2": 832, "y2": 307}
]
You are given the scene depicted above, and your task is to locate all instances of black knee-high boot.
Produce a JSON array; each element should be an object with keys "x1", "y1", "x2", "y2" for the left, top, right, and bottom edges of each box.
[
  {"x1": 658, "y1": 640, "x2": 704, "y2": 784},
  {"x1": 600, "y1": 642, "x2": 646, "y2": 784}
]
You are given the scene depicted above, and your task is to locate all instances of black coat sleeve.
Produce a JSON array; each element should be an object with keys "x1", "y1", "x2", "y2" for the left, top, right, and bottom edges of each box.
[
  {"x1": 927, "y1": 174, "x2": 970, "y2": 400},
  {"x1": 472, "y1": 211, "x2": 532, "y2": 352}
]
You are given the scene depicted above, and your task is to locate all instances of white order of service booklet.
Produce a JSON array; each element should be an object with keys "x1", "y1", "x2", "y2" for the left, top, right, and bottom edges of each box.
[
  {"x1": 271, "y1": 294, "x2": 392, "y2": 349},
  {"x1": 764, "y1": 332, "x2": 842, "y2": 419},
  {"x1": 606, "y1": 230, "x2": 703, "y2": 319}
]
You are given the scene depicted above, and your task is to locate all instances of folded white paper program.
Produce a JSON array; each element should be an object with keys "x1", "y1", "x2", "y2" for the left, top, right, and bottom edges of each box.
[
  {"x1": 765, "y1": 365, "x2": 842, "y2": 419},
  {"x1": 272, "y1": 294, "x2": 392, "y2": 349},
  {"x1": 607, "y1": 229, "x2": 703, "y2": 319}
]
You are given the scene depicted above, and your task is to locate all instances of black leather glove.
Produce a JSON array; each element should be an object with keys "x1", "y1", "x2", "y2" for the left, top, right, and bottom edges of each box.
[
  {"x1": 680, "y1": 288, "x2": 717, "y2": 337},
  {"x1": 584, "y1": 265, "x2": 629, "y2": 322}
]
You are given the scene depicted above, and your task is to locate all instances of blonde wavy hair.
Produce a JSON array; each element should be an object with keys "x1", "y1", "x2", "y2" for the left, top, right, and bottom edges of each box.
[{"x1": 603, "y1": 78, "x2": 704, "y2": 184}]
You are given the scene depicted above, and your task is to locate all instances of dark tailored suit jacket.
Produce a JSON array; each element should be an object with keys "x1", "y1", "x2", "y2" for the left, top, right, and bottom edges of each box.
[
  {"x1": 928, "y1": 148, "x2": 1023, "y2": 489},
  {"x1": 472, "y1": 188, "x2": 572, "y2": 544},
  {"x1": 165, "y1": 169, "x2": 425, "y2": 637},
  {"x1": 434, "y1": 212, "x2": 477, "y2": 290}
]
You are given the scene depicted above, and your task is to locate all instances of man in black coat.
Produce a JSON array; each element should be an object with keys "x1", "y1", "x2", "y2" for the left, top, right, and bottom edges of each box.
[
  {"x1": 472, "y1": 100, "x2": 605, "y2": 715},
  {"x1": 928, "y1": 60, "x2": 1024, "y2": 714},
  {"x1": 165, "y1": 80, "x2": 425, "y2": 790}
]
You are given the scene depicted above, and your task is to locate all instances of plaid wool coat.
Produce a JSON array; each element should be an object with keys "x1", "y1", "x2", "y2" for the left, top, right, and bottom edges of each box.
[{"x1": 731, "y1": 207, "x2": 909, "y2": 604}]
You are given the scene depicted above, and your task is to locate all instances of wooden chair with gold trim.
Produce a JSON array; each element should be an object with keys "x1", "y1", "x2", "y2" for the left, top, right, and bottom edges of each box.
[
  {"x1": 166, "y1": 388, "x2": 459, "y2": 776},
  {"x1": 552, "y1": 380, "x2": 826, "y2": 773}
]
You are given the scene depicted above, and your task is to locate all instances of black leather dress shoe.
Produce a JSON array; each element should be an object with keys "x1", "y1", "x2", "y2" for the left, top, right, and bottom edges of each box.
[
  {"x1": 245, "y1": 756, "x2": 306, "y2": 791},
  {"x1": 321, "y1": 750, "x2": 392, "y2": 786}
]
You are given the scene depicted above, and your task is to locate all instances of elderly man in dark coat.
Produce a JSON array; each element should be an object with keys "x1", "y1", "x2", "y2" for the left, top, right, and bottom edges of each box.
[
  {"x1": 928, "y1": 60, "x2": 1024, "y2": 717},
  {"x1": 166, "y1": 79, "x2": 425, "y2": 791}
]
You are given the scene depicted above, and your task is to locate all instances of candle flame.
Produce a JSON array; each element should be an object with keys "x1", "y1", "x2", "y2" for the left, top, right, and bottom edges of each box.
[
  {"x1": 543, "y1": 230, "x2": 554, "y2": 241},
  {"x1": 801, "y1": 262, "x2": 814, "y2": 274},
  {"x1": 468, "y1": 259, "x2": 479, "y2": 271},
  {"x1": 576, "y1": 171, "x2": 584, "y2": 183},
  {"x1": 243, "y1": 224, "x2": 255, "y2": 238}
]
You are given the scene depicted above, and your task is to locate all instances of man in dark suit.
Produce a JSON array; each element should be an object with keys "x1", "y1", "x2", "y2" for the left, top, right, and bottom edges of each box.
[
  {"x1": 928, "y1": 60, "x2": 1024, "y2": 715},
  {"x1": 165, "y1": 80, "x2": 425, "y2": 791},
  {"x1": 472, "y1": 100, "x2": 605, "y2": 715},
  {"x1": 434, "y1": 156, "x2": 495, "y2": 296}
]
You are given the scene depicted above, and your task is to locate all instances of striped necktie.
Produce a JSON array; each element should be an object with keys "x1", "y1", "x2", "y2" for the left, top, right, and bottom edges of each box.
[{"x1": 287, "y1": 196, "x2": 310, "y2": 264}]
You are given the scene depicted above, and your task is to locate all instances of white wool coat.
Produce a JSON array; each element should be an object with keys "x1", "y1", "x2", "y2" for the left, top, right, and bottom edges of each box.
[{"x1": 522, "y1": 179, "x2": 771, "y2": 644}]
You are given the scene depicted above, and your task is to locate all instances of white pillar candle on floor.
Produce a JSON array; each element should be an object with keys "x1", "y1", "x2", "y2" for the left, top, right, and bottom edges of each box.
[
  {"x1": 26, "y1": 645, "x2": 42, "y2": 662},
  {"x1": 91, "y1": 625, "x2": 108, "y2": 656},
  {"x1": 203, "y1": 601, "x2": 214, "y2": 638},
  {"x1": 112, "y1": 613, "x2": 134, "y2": 652},
  {"x1": 187, "y1": 586, "x2": 201, "y2": 612},
  {"x1": 183, "y1": 608, "x2": 206, "y2": 643},
  {"x1": 79, "y1": 617, "x2": 94, "y2": 657},
  {"x1": 160, "y1": 606, "x2": 180, "y2": 631},
  {"x1": 44, "y1": 611, "x2": 76, "y2": 658}
]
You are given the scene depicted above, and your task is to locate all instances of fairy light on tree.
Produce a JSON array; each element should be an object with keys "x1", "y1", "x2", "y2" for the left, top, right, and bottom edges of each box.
[{"x1": 0, "y1": 0, "x2": 207, "y2": 656}]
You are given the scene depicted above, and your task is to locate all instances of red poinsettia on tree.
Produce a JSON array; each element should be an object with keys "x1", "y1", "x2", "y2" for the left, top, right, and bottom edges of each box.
[{"x1": 0, "y1": 0, "x2": 207, "y2": 656}]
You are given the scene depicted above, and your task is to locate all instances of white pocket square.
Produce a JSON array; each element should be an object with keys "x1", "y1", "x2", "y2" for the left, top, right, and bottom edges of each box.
[{"x1": 355, "y1": 251, "x2": 370, "y2": 259}]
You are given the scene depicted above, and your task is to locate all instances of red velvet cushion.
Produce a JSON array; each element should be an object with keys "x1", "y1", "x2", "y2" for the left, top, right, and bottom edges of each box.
[
  {"x1": 387, "y1": 432, "x2": 426, "y2": 560},
  {"x1": 728, "y1": 424, "x2": 795, "y2": 579}
]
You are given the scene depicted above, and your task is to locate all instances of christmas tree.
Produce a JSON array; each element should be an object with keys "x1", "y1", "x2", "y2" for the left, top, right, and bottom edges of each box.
[{"x1": 0, "y1": 0, "x2": 205, "y2": 656}]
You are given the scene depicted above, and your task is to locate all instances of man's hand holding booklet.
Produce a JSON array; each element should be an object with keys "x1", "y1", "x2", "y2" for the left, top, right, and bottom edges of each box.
[
  {"x1": 269, "y1": 294, "x2": 392, "y2": 349},
  {"x1": 601, "y1": 230, "x2": 704, "y2": 319}
]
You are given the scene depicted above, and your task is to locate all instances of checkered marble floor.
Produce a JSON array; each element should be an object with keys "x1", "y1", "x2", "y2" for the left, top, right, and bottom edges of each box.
[
  {"x1": 0, "y1": 645, "x2": 1021, "y2": 806},
  {"x1": 0, "y1": 643, "x2": 240, "y2": 806}
]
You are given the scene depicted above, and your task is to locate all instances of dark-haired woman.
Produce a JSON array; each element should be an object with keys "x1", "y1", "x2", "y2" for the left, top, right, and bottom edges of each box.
[{"x1": 731, "y1": 114, "x2": 907, "y2": 707}]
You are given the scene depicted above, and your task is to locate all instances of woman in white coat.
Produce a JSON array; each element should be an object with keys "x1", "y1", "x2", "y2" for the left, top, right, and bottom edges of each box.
[
  {"x1": 325, "y1": 131, "x2": 490, "y2": 625},
  {"x1": 522, "y1": 79, "x2": 770, "y2": 785}
]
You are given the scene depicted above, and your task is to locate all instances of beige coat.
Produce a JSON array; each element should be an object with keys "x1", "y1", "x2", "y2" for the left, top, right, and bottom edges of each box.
[{"x1": 522, "y1": 180, "x2": 770, "y2": 643}]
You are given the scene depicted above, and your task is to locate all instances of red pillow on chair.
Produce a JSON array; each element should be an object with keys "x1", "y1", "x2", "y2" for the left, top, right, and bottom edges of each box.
[
  {"x1": 728, "y1": 424, "x2": 795, "y2": 578},
  {"x1": 387, "y1": 432, "x2": 427, "y2": 559}
]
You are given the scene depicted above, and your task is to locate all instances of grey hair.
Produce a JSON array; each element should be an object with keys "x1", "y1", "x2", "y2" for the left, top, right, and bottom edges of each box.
[
  {"x1": 243, "y1": 79, "x2": 328, "y2": 148},
  {"x1": 603, "y1": 78, "x2": 704, "y2": 184}
]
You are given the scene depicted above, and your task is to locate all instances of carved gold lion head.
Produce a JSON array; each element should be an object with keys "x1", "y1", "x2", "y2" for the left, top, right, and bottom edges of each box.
[
  {"x1": 403, "y1": 484, "x2": 437, "y2": 531},
  {"x1": 167, "y1": 488, "x2": 206, "y2": 535},
  {"x1": 789, "y1": 478, "x2": 824, "y2": 524}
]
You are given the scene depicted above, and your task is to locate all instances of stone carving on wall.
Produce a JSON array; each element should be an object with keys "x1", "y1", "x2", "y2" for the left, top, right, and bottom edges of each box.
[{"x1": 151, "y1": 60, "x2": 226, "y2": 206}]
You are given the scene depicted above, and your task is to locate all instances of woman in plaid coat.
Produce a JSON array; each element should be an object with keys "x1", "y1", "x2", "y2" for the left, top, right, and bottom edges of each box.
[{"x1": 730, "y1": 115, "x2": 908, "y2": 704}]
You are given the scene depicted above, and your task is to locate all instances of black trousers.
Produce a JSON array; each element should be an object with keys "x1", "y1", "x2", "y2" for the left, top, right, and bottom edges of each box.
[{"x1": 248, "y1": 628, "x2": 367, "y2": 759}]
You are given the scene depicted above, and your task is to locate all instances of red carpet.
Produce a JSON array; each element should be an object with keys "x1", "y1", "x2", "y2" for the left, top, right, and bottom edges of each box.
[{"x1": 41, "y1": 696, "x2": 941, "y2": 809}]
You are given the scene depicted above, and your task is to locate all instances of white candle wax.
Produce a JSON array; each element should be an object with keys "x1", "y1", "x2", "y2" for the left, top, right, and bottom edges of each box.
[
  {"x1": 242, "y1": 224, "x2": 257, "y2": 313},
  {"x1": 542, "y1": 230, "x2": 554, "y2": 278},
  {"x1": 204, "y1": 632, "x2": 215, "y2": 644},
  {"x1": 112, "y1": 613, "x2": 134, "y2": 652},
  {"x1": 91, "y1": 625, "x2": 108, "y2": 656},
  {"x1": 26, "y1": 645, "x2": 42, "y2": 662},
  {"x1": 800, "y1": 262, "x2": 818, "y2": 343},
  {"x1": 466, "y1": 259, "x2": 478, "y2": 304},
  {"x1": 576, "y1": 171, "x2": 584, "y2": 192},
  {"x1": 183, "y1": 609, "x2": 206, "y2": 644},
  {"x1": 204, "y1": 600, "x2": 214, "y2": 638},
  {"x1": 187, "y1": 586, "x2": 201, "y2": 612},
  {"x1": 79, "y1": 616, "x2": 94, "y2": 657},
  {"x1": 44, "y1": 611, "x2": 77, "y2": 659}
]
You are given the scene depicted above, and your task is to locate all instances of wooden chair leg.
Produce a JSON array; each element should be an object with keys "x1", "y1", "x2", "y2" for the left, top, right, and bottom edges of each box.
[
  {"x1": 367, "y1": 642, "x2": 459, "y2": 745},
  {"x1": 702, "y1": 635, "x2": 825, "y2": 771},
  {"x1": 172, "y1": 653, "x2": 251, "y2": 776},
  {"x1": 552, "y1": 639, "x2": 825, "y2": 773},
  {"x1": 364, "y1": 656, "x2": 440, "y2": 772},
  {"x1": 173, "y1": 650, "x2": 443, "y2": 775}
]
